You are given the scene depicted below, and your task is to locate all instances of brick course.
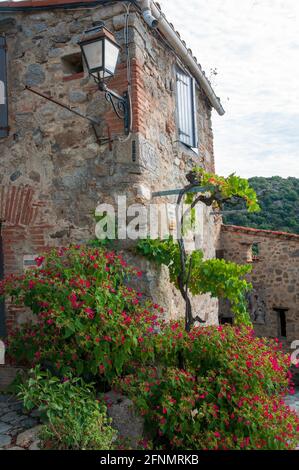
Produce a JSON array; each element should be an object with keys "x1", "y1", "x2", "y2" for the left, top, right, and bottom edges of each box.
[{"x1": 0, "y1": 2, "x2": 220, "y2": 334}]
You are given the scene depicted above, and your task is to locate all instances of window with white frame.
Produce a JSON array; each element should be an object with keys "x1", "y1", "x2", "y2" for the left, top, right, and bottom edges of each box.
[{"x1": 176, "y1": 67, "x2": 198, "y2": 149}]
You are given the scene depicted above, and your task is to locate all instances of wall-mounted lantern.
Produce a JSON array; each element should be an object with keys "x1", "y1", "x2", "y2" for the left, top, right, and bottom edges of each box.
[{"x1": 78, "y1": 24, "x2": 131, "y2": 135}]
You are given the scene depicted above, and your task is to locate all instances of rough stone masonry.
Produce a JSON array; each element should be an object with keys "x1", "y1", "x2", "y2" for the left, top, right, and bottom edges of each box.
[
  {"x1": 0, "y1": 0, "x2": 221, "y2": 335},
  {"x1": 218, "y1": 225, "x2": 299, "y2": 349}
]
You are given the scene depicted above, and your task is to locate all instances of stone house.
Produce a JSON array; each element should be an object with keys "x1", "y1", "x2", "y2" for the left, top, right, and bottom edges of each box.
[
  {"x1": 218, "y1": 225, "x2": 299, "y2": 348},
  {"x1": 0, "y1": 0, "x2": 225, "y2": 336}
]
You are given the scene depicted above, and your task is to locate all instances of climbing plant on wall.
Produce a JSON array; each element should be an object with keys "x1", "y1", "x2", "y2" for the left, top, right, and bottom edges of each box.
[{"x1": 137, "y1": 167, "x2": 260, "y2": 331}]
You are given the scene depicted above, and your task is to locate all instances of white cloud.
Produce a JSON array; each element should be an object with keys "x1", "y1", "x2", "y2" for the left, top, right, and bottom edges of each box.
[{"x1": 159, "y1": 0, "x2": 299, "y2": 178}]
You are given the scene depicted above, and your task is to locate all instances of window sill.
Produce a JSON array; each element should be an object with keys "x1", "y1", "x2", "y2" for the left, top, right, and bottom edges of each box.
[{"x1": 63, "y1": 72, "x2": 84, "y2": 82}]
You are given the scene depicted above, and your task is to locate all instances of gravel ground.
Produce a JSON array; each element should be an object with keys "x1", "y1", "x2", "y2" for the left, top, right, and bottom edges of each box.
[{"x1": 0, "y1": 390, "x2": 298, "y2": 451}]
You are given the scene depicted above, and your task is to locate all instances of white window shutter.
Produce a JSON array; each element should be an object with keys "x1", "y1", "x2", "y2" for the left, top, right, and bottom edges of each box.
[{"x1": 176, "y1": 68, "x2": 197, "y2": 149}]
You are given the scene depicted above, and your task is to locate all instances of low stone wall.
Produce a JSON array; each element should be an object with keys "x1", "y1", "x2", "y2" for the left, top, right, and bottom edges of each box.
[
  {"x1": 219, "y1": 225, "x2": 299, "y2": 348},
  {"x1": 0, "y1": 365, "x2": 24, "y2": 392}
]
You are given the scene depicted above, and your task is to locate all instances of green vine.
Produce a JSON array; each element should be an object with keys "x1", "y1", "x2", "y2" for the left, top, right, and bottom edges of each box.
[
  {"x1": 137, "y1": 237, "x2": 252, "y2": 326},
  {"x1": 189, "y1": 167, "x2": 261, "y2": 212},
  {"x1": 137, "y1": 168, "x2": 260, "y2": 329}
]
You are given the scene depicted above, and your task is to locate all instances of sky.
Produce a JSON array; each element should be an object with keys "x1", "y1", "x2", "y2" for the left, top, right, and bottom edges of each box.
[
  {"x1": 1, "y1": 1, "x2": 298, "y2": 178},
  {"x1": 159, "y1": 0, "x2": 299, "y2": 178}
]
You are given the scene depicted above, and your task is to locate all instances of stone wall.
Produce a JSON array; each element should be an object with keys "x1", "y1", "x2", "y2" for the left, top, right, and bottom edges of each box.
[
  {"x1": 0, "y1": 1, "x2": 220, "y2": 332},
  {"x1": 219, "y1": 225, "x2": 299, "y2": 347}
]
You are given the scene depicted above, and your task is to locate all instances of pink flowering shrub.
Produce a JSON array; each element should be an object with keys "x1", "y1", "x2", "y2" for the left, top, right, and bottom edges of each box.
[
  {"x1": 114, "y1": 325, "x2": 299, "y2": 450},
  {"x1": 1, "y1": 246, "x2": 163, "y2": 381},
  {"x1": 1, "y1": 247, "x2": 298, "y2": 449}
]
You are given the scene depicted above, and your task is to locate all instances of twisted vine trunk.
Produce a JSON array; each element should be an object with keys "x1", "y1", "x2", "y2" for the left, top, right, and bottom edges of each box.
[
  {"x1": 175, "y1": 174, "x2": 233, "y2": 331},
  {"x1": 176, "y1": 183, "x2": 205, "y2": 332}
]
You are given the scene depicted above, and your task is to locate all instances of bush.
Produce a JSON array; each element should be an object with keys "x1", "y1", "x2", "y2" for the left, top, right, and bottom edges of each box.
[
  {"x1": 137, "y1": 237, "x2": 252, "y2": 325},
  {"x1": 1, "y1": 246, "x2": 163, "y2": 382},
  {"x1": 114, "y1": 324, "x2": 299, "y2": 450},
  {"x1": 2, "y1": 247, "x2": 298, "y2": 450},
  {"x1": 18, "y1": 366, "x2": 116, "y2": 450}
]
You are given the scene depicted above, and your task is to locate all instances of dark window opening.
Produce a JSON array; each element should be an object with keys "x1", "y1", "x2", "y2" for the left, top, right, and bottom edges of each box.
[
  {"x1": 274, "y1": 308, "x2": 288, "y2": 338},
  {"x1": 61, "y1": 53, "x2": 84, "y2": 76},
  {"x1": 216, "y1": 249, "x2": 224, "y2": 259},
  {"x1": 220, "y1": 317, "x2": 233, "y2": 325},
  {"x1": 132, "y1": 140, "x2": 136, "y2": 162},
  {"x1": 252, "y1": 242, "x2": 260, "y2": 259}
]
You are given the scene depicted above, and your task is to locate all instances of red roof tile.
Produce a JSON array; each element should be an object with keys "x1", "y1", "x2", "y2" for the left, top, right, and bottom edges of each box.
[{"x1": 222, "y1": 224, "x2": 299, "y2": 240}]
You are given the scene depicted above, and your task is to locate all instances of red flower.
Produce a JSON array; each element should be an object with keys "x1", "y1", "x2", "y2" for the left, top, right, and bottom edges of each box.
[
  {"x1": 103, "y1": 335, "x2": 112, "y2": 342},
  {"x1": 85, "y1": 307, "x2": 95, "y2": 319},
  {"x1": 35, "y1": 256, "x2": 45, "y2": 267}
]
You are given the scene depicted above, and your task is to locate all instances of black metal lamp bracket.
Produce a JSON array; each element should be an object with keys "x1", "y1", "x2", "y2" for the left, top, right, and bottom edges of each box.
[{"x1": 98, "y1": 82, "x2": 130, "y2": 135}]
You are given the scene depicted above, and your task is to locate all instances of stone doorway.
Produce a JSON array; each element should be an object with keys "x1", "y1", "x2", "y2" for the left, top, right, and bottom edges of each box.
[{"x1": 273, "y1": 307, "x2": 288, "y2": 338}]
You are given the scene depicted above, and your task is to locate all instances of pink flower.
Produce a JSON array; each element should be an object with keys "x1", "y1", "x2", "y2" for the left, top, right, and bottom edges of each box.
[
  {"x1": 85, "y1": 307, "x2": 95, "y2": 319},
  {"x1": 35, "y1": 256, "x2": 45, "y2": 267},
  {"x1": 103, "y1": 335, "x2": 112, "y2": 342}
]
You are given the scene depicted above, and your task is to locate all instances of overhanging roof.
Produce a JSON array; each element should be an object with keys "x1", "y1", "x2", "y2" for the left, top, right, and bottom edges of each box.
[{"x1": 0, "y1": 0, "x2": 224, "y2": 114}]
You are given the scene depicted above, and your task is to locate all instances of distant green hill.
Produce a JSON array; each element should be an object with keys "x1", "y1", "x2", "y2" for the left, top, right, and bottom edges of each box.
[{"x1": 223, "y1": 176, "x2": 299, "y2": 234}]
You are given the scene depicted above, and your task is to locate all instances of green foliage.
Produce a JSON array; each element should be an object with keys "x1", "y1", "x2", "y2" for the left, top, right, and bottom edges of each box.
[
  {"x1": 137, "y1": 237, "x2": 252, "y2": 325},
  {"x1": 115, "y1": 324, "x2": 299, "y2": 450},
  {"x1": 18, "y1": 366, "x2": 116, "y2": 450},
  {"x1": 223, "y1": 176, "x2": 299, "y2": 234},
  {"x1": 136, "y1": 168, "x2": 259, "y2": 327},
  {"x1": 192, "y1": 167, "x2": 260, "y2": 212},
  {"x1": 2, "y1": 245, "x2": 298, "y2": 450},
  {"x1": 1, "y1": 246, "x2": 162, "y2": 381}
]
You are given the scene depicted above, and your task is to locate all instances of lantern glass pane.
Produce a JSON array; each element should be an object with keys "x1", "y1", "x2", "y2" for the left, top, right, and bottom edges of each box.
[
  {"x1": 104, "y1": 39, "x2": 119, "y2": 75},
  {"x1": 83, "y1": 40, "x2": 103, "y2": 73}
]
